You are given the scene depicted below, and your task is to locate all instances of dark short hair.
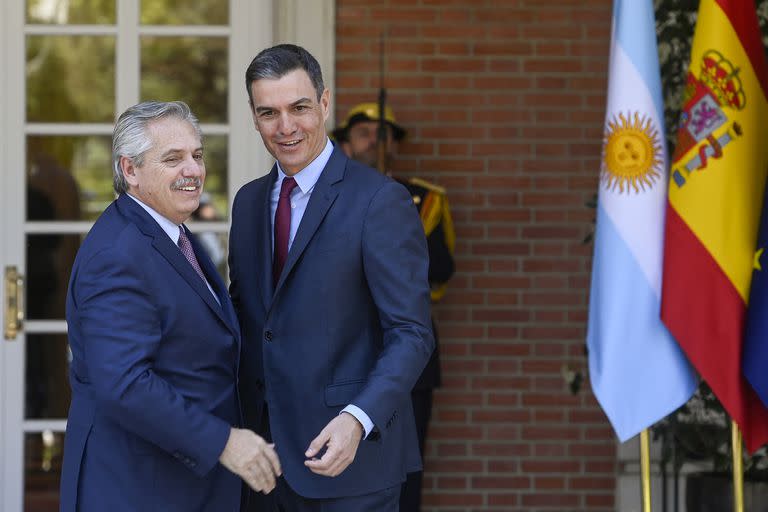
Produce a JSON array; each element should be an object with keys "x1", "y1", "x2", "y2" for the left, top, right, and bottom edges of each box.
[{"x1": 245, "y1": 44, "x2": 325, "y2": 105}]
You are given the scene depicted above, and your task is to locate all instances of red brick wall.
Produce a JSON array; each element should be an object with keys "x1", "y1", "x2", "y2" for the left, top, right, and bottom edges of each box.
[{"x1": 335, "y1": 1, "x2": 616, "y2": 510}]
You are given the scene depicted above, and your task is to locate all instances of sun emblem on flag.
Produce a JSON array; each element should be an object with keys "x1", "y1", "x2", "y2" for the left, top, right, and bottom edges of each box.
[{"x1": 601, "y1": 111, "x2": 663, "y2": 193}]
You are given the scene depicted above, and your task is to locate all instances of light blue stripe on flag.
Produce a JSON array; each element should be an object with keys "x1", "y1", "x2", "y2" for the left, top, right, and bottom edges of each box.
[
  {"x1": 589, "y1": 206, "x2": 695, "y2": 440},
  {"x1": 614, "y1": 0, "x2": 665, "y2": 120},
  {"x1": 587, "y1": 0, "x2": 696, "y2": 441}
]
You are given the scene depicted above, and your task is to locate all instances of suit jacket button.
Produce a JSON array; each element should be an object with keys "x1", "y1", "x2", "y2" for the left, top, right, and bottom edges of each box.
[{"x1": 264, "y1": 330, "x2": 273, "y2": 342}]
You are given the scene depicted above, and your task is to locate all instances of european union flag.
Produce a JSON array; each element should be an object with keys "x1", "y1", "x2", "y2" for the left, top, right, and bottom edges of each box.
[{"x1": 744, "y1": 181, "x2": 768, "y2": 406}]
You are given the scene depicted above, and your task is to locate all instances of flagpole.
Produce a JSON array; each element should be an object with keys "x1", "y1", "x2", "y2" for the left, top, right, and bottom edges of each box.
[
  {"x1": 640, "y1": 429, "x2": 652, "y2": 512},
  {"x1": 732, "y1": 420, "x2": 744, "y2": 512}
]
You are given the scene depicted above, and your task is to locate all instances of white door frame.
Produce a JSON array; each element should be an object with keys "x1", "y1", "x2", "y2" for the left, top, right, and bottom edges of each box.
[
  {"x1": 0, "y1": 1, "x2": 333, "y2": 509},
  {"x1": 2, "y1": 0, "x2": 28, "y2": 509}
]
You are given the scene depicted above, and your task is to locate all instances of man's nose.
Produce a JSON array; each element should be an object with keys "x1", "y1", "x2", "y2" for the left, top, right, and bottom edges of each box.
[
  {"x1": 365, "y1": 132, "x2": 378, "y2": 149},
  {"x1": 181, "y1": 154, "x2": 204, "y2": 175},
  {"x1": 278, "y1": 112, "x2": 298, "y2": 135}
]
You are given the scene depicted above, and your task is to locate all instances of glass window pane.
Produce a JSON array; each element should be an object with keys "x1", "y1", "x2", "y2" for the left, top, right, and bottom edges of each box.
[
  {"x1": 26, "y1": 334, "x2": 71, "y2": 419},
  {"x1": 27, "y1": 36, "x2": 115, "y2": 123},
  {"x1": 26, "y1": 0, "x2": 116, "y2": 24},
  {"x1": 199, "y1": 135, "x2": 228, "y2": 220},
  {"x1": 141, "y1": 36, "x2": 228, "y2": 123},
  {"x1": 25, "y1": 431, "x2": 64, "y2": 510},
  {"x1": 26, "y1": 235, "x2": 82, "y2": 321},
  {"x1": 28, "y1": 136, "x2": 114, "y2": 221},
  {"x1": 140, "y1": 0, "x2": 229, "y2": 25},
  {"x1": 191, "y1": 134, "x2": 229, "y2": 278}
]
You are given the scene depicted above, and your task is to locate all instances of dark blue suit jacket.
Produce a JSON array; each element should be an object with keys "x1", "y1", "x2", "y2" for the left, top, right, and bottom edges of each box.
[
  {"x1": 60, "y1": 193, "x2": 243, "y2": 511},
  {"x1": 229, "y1": 147, "x2": 434, "y2": 499}
]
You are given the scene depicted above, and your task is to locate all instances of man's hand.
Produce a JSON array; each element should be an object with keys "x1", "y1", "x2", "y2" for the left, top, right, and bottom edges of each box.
[
  {"x1": 219, "y1": 428, "x2": 282, "y2": 493},
  {"x1": 304, "y1": 412, "x2": 364, "y2": 477}
]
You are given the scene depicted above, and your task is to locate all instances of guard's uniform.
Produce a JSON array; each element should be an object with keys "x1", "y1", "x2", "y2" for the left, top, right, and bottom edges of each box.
[
  {"x1": 332, "y1": 103, "x2": 456, "y2": 511},
  {"x1": 398, "y1": 176, "x2": 455, "y2": 512}
]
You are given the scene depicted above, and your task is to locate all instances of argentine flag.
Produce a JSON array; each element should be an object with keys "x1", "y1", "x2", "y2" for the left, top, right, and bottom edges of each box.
[{"x1": 586, "y1": 0, "x2": 696, "y2": 441}]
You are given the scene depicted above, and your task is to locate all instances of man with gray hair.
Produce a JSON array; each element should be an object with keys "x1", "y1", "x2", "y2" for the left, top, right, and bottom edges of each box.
[{"x1": 60, "y1": 100, "x2": 281, "y2": 511}]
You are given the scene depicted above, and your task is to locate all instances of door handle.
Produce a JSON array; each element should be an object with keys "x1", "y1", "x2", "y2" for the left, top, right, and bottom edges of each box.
[{"x1": 5, "y1": 266, "x2": 24, "y2": 340}]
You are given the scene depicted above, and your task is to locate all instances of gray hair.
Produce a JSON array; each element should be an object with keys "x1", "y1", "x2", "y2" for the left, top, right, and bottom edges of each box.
[
  {"x1": 245, "y1": 44, "x2": 325, "y2": 106},
  {"x1": 112, "y1": 100, "x2": 202, "y2": 194}
]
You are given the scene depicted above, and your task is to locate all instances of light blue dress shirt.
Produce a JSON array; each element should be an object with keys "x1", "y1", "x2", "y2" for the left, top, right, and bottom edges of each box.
[{"x1": 269, "y1": 139, "x2": 374, "y2": 438}]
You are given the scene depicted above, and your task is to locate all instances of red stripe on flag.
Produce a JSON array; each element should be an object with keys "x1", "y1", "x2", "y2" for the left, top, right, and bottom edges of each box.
[
  {"x1": 662, "y1": 205, "x2": 768, "y2": 452},
  {"x1": 715, "y1": 0, "x2": 768, "y2": 97}
]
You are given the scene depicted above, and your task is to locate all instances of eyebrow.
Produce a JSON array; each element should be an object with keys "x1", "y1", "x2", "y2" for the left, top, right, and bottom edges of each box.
[
  {"x1": 159, "y1": 146, "x2": 203, "y2": 159},
  {"x1": 254, "y1": 97, "x2": 312, "y2": 114}
]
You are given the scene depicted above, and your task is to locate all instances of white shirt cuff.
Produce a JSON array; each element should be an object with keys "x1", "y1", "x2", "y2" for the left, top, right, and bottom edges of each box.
[{"x1": 341, "y1": 404, "x2": 374, "y2": 439}]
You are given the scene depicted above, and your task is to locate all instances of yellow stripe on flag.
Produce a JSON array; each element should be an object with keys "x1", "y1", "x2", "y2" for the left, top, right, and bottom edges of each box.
[{"x1": 667, "y1": 0, "x2": 768, "y2": 302}]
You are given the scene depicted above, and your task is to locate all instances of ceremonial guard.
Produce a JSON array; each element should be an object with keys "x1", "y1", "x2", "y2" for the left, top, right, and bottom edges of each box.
[{"x1": 333, "y1": 103, "x2": 456, "y2": 511}]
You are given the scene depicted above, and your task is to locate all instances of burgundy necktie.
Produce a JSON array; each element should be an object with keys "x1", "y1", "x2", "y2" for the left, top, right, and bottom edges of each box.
[
  {"x1": 178, "y1": 226, "x2": 207, "y2": 283},
  {"x1": 273, "y1": 177, "x2": 298, "y2": 287}
]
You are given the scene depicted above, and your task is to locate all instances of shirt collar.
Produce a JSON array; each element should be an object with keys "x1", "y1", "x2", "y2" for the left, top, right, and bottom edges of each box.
[
  {"x1": 126, "y1": 193, "x2": 183, "y2": 244},
  {"x1": 276, "y1": 138, "x2": 334, "y2": 193}
]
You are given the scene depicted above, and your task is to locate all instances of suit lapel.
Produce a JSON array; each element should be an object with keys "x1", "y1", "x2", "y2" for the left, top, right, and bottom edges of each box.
[
  {"x1": 186, "y1": 227, "x2": 241, "y2": 339},
  {"x1": 272, "y1": 149, "x2": 345, "y2": 296},
  {"x1": 116, "y1": 194, "x2": 238, "y2": 337},
  {"x1": 256, "y1": 167, "x2": 278, "y2": 310},
  {"x1": 191, "y1": 234, "x2": 232, "y2": 321}
]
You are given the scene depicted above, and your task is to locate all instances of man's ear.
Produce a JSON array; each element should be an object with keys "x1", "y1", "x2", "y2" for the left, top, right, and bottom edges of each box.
[
  {"x1": 120, "y1": 156, "x2": 139, "y2": 187},
  {"x1": 249, "y1": 101, "x2": 261, "y2": 133},
  {"x1": 320, "y1": 88, "x2": 331, "y2": 123},
  {"x1": 340, "y1": 141, "x2": 353, "y2": 157}
]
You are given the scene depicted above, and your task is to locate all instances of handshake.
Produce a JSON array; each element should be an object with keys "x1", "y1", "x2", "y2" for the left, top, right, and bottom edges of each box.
[
  {"x1": 218, "y1": 413, "x2": 365, "y2": 493},
  {"x1": 219, "y1": 428, "x2": 281, "y2": 494}
]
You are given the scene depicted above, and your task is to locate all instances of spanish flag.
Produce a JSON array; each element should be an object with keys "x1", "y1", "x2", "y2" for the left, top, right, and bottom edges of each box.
[{"x1": 661, "y1": 0, "x2": 768, "y2": 452}]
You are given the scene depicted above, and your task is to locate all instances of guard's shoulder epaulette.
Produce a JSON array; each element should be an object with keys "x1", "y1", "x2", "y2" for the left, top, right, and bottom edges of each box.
[{"x1": 408, "y1": 177, "x2": 446, "y2": 195}]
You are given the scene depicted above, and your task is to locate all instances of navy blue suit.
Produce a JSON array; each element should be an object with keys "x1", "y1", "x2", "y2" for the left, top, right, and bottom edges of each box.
[
  {"x1": 229, "y1": 148, "x2": 434, "y2": 501},
  {"x1": 60, "y1": 194, "x2": 243, "y2": 511}
]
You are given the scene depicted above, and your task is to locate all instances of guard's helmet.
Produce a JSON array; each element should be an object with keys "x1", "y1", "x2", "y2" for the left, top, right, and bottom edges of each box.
[{"x1": 331, "y1": 102, "x2": 406, "y2": 142}]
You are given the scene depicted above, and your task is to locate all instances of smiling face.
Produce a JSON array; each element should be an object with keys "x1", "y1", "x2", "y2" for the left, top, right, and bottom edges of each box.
[
  {"x1": 121, "y1": 116, "x2": 205, "y2": 224},
  {"x1": 249, "y1": 69, "x2": 330, "y2": 176}
]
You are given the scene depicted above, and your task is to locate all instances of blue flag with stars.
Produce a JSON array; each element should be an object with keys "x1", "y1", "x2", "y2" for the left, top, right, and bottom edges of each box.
[{"x1": 744, "y1": 181, "x2": 768, "y2": 406}]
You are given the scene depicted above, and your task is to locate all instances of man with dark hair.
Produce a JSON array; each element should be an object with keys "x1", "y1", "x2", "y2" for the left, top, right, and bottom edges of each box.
[
  {"x1": 333, "y1": 102, "x2": 456, "y2": 511},
  {"x1": 230, "y1": 44, "x2": 434, "y2": 511},
  {"x1": 60, "y1": 100, "x2": 281, "y2": 511}
]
